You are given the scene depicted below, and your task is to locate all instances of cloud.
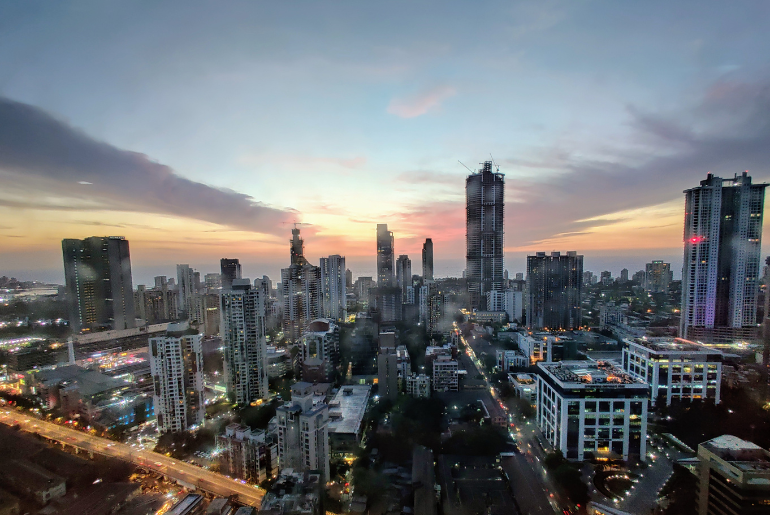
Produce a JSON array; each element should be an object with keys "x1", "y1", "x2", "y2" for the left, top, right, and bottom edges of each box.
[
  {"x1": 387, "y1": 85, "x2": 457, "y2": 118},
  {"x1": 394, "y1": 170, "x2": 465, "y2": 185},
  {"x1": 501, "y1": 77, "x2": 770, "y2": 250},
  {"x1": 0, "y1": 97, "x2": 296, "y2": 235}
]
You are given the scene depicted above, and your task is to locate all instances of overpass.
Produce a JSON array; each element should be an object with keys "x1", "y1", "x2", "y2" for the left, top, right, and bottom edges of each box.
[{"x1": 0, "y1": 409, "x2": 264, "y2": 507}]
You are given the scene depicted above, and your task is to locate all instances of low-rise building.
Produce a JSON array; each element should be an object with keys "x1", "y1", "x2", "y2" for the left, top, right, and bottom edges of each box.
[
  {"x1": 0, "y1": 460, "x2": 66, "y2": 505},
  {"x1": 166, "y1": 494, "x2": 204, "y2": 515},
  {"x1": 536, "y1": 361, "x2": 649, "y2": 462},
  {"x1": 327, "y1": 385, "x2": 371, "y2": 458},
  {"x1": 508, "y1": 373, "x2": 537, "y2": 406},
  {"x1": 217, "y1": 423, "x2": 278, "y2": 484},
  {"x1": 406, "y1": 373, "x2": 431, "y2": 398},
  {"x1": 621, "y1": 338, "x2": 722, "y2": 406},
  {"x1": 497, "y1": 350, "x2": 528, "y2": 372},
  {"x1": 517, "y1": 333, "x2": 553, "y2": 364},
  {"x1": 694, "y1": 435, "x2": 770, "y2": 515},
  {"x1": 472, "y1": 311, "x2": 508, "y2": 324},
  {"x1": 258, "y1": 470, "x2": 322, "y2": 515}
]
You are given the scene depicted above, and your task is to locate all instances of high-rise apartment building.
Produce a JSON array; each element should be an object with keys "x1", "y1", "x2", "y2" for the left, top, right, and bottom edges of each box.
[
  {"x1": 177, "y1": 264, "x2": 203, "y2": 323},
  {"x1": 221, "y1": 279, "x2": 269, "y2": 405},
  {"x1": 275, "y1": 382, "x2": 330, "y2": 482},
  {"x1": 645, "y1": 261, "x2": 672, "y2": 293},
  {"x1": 62, "y1": 236, "x2": 136, "y2": 332},
  {"x1": 526, "y1": 251, "x2": 583, "y2": 331},
  {"x1": 466, "y1": 161, "x2": 505, "y2": 310},
  {"x1": 396, "y1": 255, "x2": 411, "y2": 303},
  {"x1": 320, "y1": 255, "x2": 347, "y2": 322},
  {"x1": 149, "y1": 322, "x2": 204, "y2": 433},
  {"x1": 422, "y1": 238, "x2": 434, "y2": 281},
  {"x1": 217, "y1": 423, "x2": 278, "y2": 484},
  {"x1": 281, "y1": 228, "x2": 322, "y2": 342},
  {"x1": 220, "y1": 258, "x2": 242, "y2": 291},
  {"x1": 681, "y1": 172, "x2": 767, "y2": 343},
  {"x1": 694, "y1": 435, "x2": 770, "y2": 515},
  {"x1": 376, "y1": 224, "x2": 395, "y2": 288},
  {"x1": 299, "y1": 318, "x2": 340, "y2": 383}
]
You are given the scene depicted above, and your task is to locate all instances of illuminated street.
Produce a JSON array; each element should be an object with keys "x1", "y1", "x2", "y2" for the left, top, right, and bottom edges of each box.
[{"x1": 0, "y1": 409, "x2": 264, "y2": 507}]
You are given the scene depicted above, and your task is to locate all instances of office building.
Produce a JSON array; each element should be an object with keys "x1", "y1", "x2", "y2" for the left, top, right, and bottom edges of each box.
[
  {"x1": 536, "y1": 361, "x2": 649, "y2": 461},
  {"x1": 517, "y1": 332, "x2": 553, "y2": 364},
  {"x1": 320, "y1": 255, "x2": 347, "y2": 322},
  {"x1": 221, "y1": 279, "x2": 269, "y2": 405},
  {"x1": 466, "y1": 161, "x2": 505, "y2": 310},
  {"x1": 621, "y1": 338, "x2": 723, "y2": 406},
  {"x1": 694, "y1": 435, "x2": 770, "y2": 515},
  {"x1": 497, "y1": 349, "x2": 528, "y2": 371},
  {"x1": 526, "y1": 251, "x2": 583, "y2": 331},
  {"x1": 345, "y1": 269, "x2": 353, "y2": 288},
  {"x1": 149, "y1": 322, "x2": 205, "y2": 433},
  {"x1": 299, "y1": 318, "x2": 340, "y2": 383},
  {"x1": 217, "y1": 423, "x2": 278, "y2": 484},
  {"x1": 644, "y1": 261, "x2": 672, "y2": 293},
  {"x1": 487, "y1": 290, "x2": 523, "y2": 323},
  {"x1": 62, "y1": 236, "x2": 136, "y2": 331},
  {"x1": 406, "y1": 373, "x2": 431, "y2": 398},
  {"x1": 281, "y1": 228, "x2": 322, "y2": 343},
  {"x1": 275, "y1": 382, "x2": 330, "y2": 482},
  {"x1": 508, "y1": 373, "x2": 537, "y2": 407},
  {"x1": 376, "y1": 224, "x2": 395, "y2": 288},
  {"x1": 220, "y1": 258, "x2": 242, "y2": 291},
  {"x1": 681, "y1": 172, "x2": 767, "y2": 343},
  {"x1": 422, "y1": 238, "x2": 434, "y2": 281}
]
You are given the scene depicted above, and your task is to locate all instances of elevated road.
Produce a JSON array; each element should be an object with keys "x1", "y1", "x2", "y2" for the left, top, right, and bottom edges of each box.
[{"x1": 0, "y1": 409, "x2": 264, "y2": 507}]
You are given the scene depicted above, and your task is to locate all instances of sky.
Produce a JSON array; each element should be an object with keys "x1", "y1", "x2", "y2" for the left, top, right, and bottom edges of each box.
[{"x1": 1, "y1": 1, "x2": 770, "y2": 285}]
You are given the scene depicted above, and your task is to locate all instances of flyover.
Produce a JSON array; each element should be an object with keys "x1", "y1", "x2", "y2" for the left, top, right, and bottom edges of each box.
[{"x1": 0, "y1": 409, "x2": 264, "y2": 507}]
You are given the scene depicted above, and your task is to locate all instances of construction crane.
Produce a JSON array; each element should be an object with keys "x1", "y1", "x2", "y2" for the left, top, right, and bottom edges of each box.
[{"x1": 458, "y1": 160, "x2": 474, "y2": 173}]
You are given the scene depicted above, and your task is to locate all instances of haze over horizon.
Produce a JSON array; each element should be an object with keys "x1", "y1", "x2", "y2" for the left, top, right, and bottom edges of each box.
[{"x1": 2, "y1": 1, "x2": 770, "y2": 285}]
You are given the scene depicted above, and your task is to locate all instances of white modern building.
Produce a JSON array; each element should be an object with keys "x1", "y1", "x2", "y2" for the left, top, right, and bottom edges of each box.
[
  {"x1": 621, "y1": 338, "x2": 723, "y2": 406},
  {"x1": 327, "y1": 384, "x2": 371, "y2": 457},
  {"x1": 517, "y1": 332, "x2": 553, "y2": 364},
  {"x1": 406, "y1": 373, "x2": 431, "y2": 398},
  {"x1": 432, "y1": 354, "x2": 459, "y2": 392},
  {"x1": 681, "y1": 172, "x2": 767, "y2": 344},
  {"x1": 536, "y1": 361, "x2": 649, "y2": 462},
  {"x1": 275, "y1": 382, "x2": 330, "y2": 482},
  {"x1": 221, "y1": 279, "x2": 269, "y2": 406},
  {"x1": 149, "y1": 322, "x2": 204, "y2": 433},
  {"x1": 508, "y1": 373, "x2": 537, "y2": 407},
  {"x1": 487, "y1": 290, "x2": 524, "y2": 323},
  {"x1": 497, "y1": 349, "x2": 528, "y2": 371},
  {"x1": 320, "y1": 255, "x2": 347, "y2": 322}
]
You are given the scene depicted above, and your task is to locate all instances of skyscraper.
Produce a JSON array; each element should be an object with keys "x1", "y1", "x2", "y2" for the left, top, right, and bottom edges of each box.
[
  {"x1": 422, "y1": 238, "x2": 434, "y2": 281},
  {"x1": 177, "y1": 264, "x2": 203, "y2": 324},
  {"x1": 221, "y1": 279, "x2": 269, "y2": 405},
  {"x1": 526, "y1": 251, "x2": 583, "y2": 331},
  {"x1": 376, "y1": 224, "x2": 395, "y2": 288},
  {"x1": 149, "y1": 322, "x2": 205, "y2": 433},
  {"x1": 681, "y1": 172, "x2": 767, "y2": 343},
  {"x1": 62, "y1": 236, "x2": 136, "y2": 332},
  {"x1": 282, "y1": 228, "x2": 322, "y2": 342},
  {"x1": 466, "y1": 161, "x2": 505, "y2": 310},
  {"x1": 220, "y1": 258, "x2": 242, "y2": 291},
  {"x1": 395, "y1": 255, "x2": 411, "y2": 303},
  {"x1": 320, "y1": 255, "x2": 347, "y2": 322}
]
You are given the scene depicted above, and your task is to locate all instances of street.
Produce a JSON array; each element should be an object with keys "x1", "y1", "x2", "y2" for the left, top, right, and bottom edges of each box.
[
  {"x1": 462, "y1": 333, "x2": 565, "y2": 514},
  {"x1": 0, "y1": 409, "x2": 264, "y2": 507}
]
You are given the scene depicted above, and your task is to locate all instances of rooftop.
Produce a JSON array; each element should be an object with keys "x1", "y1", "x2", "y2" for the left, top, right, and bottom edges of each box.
[
  {"x1": 628, "y1": 337, "x2": 723, "y2": 355},
  {"x1": 327, "y1": 385, "x2": 371, "y2": 436},
  {"x1": 539, "y1": 361, "x2": 643, "y2": 387},
  {"x1": 33, "y1": 365, "x2": 129, "y2": 397}
]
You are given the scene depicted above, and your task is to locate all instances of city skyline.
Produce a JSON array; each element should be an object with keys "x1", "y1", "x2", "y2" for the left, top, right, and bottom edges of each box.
[{"x1": 2, "y1": 2, "x2": 770, "y2": 284}]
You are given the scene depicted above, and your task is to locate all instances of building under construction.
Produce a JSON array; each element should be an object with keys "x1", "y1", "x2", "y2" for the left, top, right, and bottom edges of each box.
[{"x1": 466, "y1": 161, "x2": 505, "y2": 310}]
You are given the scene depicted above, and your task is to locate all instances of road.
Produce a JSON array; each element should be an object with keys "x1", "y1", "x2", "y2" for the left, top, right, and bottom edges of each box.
[
  {"x1": 462, "y1": 333, "x2": 565, "y2": 514},
  {"x1": 0, "y1": 409, "x2": 264, "y2": 507}
]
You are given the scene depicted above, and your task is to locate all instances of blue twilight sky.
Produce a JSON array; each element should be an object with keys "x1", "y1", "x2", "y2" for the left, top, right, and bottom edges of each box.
[{"x1": 1, "y1": 1, "x2": 769, "y2": 284}]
